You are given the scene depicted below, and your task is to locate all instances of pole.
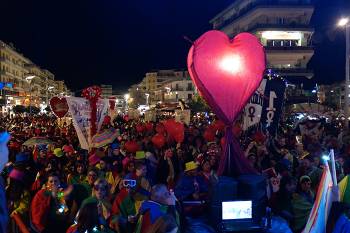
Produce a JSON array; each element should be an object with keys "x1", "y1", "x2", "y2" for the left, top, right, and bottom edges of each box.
[
  {"x1": 330, "y1": 149, "x2": 340, "y2": 202},
  {"x1": 345, "y1": 25, "x2": 350, "y2": 128},
  {"x1": 330, "y1": 149, "x2": 337, "y2": 187},
  {"x1": 29, "y1": 87, "x2": 32, "y2": 115}
]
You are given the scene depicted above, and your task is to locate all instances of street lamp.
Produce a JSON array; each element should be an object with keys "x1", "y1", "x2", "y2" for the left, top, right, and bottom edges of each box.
[
  {"x1": 25, "y1": 75, "x2": 36, "y2": 115},
  {"x1": 124, "y1": 94, "x2": 130, "y2": 111},
  {"x1": 338, "y1": 17, "x2": 350, "y2": 127}
]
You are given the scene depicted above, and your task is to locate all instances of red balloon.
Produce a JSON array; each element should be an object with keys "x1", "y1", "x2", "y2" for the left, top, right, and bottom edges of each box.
[
  {"x1": 124, "y1": 141, "x2": 140, "y2": 153},
  {"x1": 232, "y1": 124, "x2": 242, "y2": 137},
  {"x1": 145, "y1": 122, "x2": 153, "y2": 132},
  {"x1": 103, "y1": 116, "x2": 111, "y2": 125},
  {"x1": 253, "y1": 131, "x2": 266, "y2": 144},
  {"x1": 136, "y1": 124, "x2": 145, "y2": 133},
  {"x1": 152, "y1": 133, "x2": 166, "y2": 149},
  {"x1": 123, "y1": 115, "x2": 129, "y2": 122},
  {"x1": 204, "y1": 128, "x2": 215, "y2": 142},
  {"x1": 212, "y1": 120, "x2": 225, "y2": 132},
  {"x1": 156, "y1": 123, "x2": 165, "y2": 134},
  {"x1": 34, "y1": 128, "x2": 41, "y2": 135},
  {"x1": 49, "y1": 97, "x2": 69, "y2": 118},
  {"x1": 163, "y1": 119, "x2": 184, "y2": 143},
  {"x1": 187, "y1": 31, "x2": 265, "y2": 122},
  {"x1": 220, "y1": 137, "x2": 226, "y2": 148}
]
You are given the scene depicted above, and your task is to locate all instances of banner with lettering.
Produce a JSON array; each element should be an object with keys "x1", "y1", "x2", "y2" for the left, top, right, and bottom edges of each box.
[
  {"x1": 260, "y1": 78, "x2": 286, "y2": 135},
  {"x1": 243, "y1": 78, "x2": 286, "y2": 135},
  {"x1": 66, "y1": 97, "x2": 109, "y2": 150},
  {"x1": 66, "y1": 97, "x2": 90, "y2": 150},
  {"x1": 96, "y1": 99, "x2": 109, "y2": 132},
  {"x1": 243, "y1": 79, "x2": 267, "y2": 130}
]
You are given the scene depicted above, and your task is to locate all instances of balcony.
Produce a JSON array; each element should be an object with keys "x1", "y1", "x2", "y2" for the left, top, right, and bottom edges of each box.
[
  {"x1": 248, "y1": 23, "x2": 313, "y2": 32},
  {"x1": 265, "y1": 46, "x2": 314, "y2": 52},
  {"x1": 215, "y1": 0, "x2": 313, "y2": 30},
  {"x1": 271, "y1": 68, "x2": 313, "y2": 78}
]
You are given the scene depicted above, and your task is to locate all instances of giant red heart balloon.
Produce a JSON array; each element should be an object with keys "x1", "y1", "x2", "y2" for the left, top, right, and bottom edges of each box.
[
  {"x1": 187, "y1": 31, "x2": 265, "y2": 121},
  {"x1": 49, "y1": 97, "x2": 69, "y2": 118}
]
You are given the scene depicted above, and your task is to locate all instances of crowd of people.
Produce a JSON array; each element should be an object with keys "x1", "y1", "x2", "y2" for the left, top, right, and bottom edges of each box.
[{"x1": 0, "y1": 113, "x2": 350, "y2": 233}]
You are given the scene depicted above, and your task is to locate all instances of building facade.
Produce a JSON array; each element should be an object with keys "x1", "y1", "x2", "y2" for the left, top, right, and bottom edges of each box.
[
  {"x1": 318, "y1": 82, "x2": 346, "y2": 110},
  {"x1": 154, "y1": 79, "x2": 195, "y2": 104},
  {"x1": 0, "y1": 40, "x2": 70, "y2": 114},
  {"x1": 210, "y1": 0, "x2": 314, "y2": 81},
  {"x1": 0, "y1": 41, "x2": 31, "y2": 110},
  {"x1": 101, "y1": 84, "x2": 113, "y2": 98}
]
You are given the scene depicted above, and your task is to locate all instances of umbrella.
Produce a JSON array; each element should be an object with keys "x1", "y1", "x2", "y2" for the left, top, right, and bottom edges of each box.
[
  {"x1": 91, "y1": 128, "x2": 119, "y2": 148},
  {"x1": 23, "y1": 137, "x2": 54, "y2": 146}
]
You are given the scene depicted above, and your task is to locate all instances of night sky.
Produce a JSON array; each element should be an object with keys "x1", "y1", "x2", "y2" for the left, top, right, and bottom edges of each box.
[{"x1": 0, "y1": 0, "x2": 349, "y2": 93}]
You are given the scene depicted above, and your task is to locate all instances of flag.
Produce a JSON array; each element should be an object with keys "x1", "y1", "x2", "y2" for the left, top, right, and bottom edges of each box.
[
  {"x1": 302, "y1": 165, "x2": 334, "y2": 233},
  {"x1": 338, "y1": 175, "x2": 350, "y2": 205}
]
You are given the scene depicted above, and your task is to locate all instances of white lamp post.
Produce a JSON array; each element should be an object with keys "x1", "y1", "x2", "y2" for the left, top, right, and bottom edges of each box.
[
  {"x1": 145, "y1": 93, "x2": 150, "y2": 106},
  {"x1": 124, "y1": 94, "x2": 130, "y2": 111},
  {"x1": 25, "y1": 75, "x2": 35, "y2": 115},
  {"x1": 338, "y1": 17, "x2": 350, "y2": 128}
]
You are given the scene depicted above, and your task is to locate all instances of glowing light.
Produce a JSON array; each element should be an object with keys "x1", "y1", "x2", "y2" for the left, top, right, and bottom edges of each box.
[
  {"x1": 219, "y1": 55, "x2": 241, "y2": 74},
  {"x1": 25, "y1": 75, "x2": 35, "y2": 81},
  {"x1": 124, "y1": 94, "x2": 130, "y2": 100},
  {"x1": 338, "y1": 18, "x2": 349, "y2": 27},
  {"x1": 261, "y1": 31, "x2": 301, "y2": 40},
  {"x1": 322, "y1": 155, "x2": 330, "y2": 161}
]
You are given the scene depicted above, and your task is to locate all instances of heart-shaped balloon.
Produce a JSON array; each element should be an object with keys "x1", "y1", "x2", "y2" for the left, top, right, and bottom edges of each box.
[
  {"x1": 187, "y1": 31, "x2": 265, "y2": 122},
  {"x1": 49, "y1": 97, "x2": 69, "y2": 118}
]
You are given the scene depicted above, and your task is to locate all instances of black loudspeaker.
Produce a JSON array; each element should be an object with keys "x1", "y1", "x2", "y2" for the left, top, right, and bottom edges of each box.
[
  {"x1": 237, "y1": 174, "x2": 267, "y2": 222},
  {"x1": 210, "y1": 176, "x2": 238, "y2": 227}
]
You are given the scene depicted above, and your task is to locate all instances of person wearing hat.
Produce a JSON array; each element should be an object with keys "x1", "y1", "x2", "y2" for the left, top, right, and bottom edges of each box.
[
  {"x1": 96, "y1": 157, "x2": 115, "y2": 187},
  {"x1": 291, "y1": 175, "x2": 315, "y2": 232},
  {"x1": 124, "y1": 162, "x2": 151, "y2": 200},
  {"x1": 297, "y1": 154, "x2": 322, "y2": 192},
  {"x1": 174, "y1": 161, "x2": 209, "y2": 203}
]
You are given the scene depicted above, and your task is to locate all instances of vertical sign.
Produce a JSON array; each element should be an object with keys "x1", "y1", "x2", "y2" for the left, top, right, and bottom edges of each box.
[{"x1": 260, "y1": 78, "x2": 286, "y2": 135}]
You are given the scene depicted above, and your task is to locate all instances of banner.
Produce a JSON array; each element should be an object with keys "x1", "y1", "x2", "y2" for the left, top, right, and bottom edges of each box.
[
  {"x1": 144, "y1": 110, "x2": 156, "y2": 122},
  {"x1": 260, "y1": 78, "x2": 286, "y2": 135},
  {"x1": 96, "y1": 99, "x2": 109, "y2": 132},
  {"x1": 243, "y1": 78, "x2": 286, "y2": 135},
  {"x1": 243, "y1": 79, "x2": 266, "y2": 130},
  {"x1": 175, "y1": 109, "x2": 191, "y2": 125},
  {"x1": 66, "y1": 97, "x2": 109, "y2": 150},
  {"x1": 66, "y1": 97, "x2": 90, "y2": 150}
]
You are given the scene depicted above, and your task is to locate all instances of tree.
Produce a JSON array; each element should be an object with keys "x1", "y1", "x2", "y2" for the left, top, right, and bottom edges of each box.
[
  {"x1": 188, "y1": 94, "x2": 211, "y2": 113},
  {"x1": 12, "y1": 105, "x2": 26, "y2": 114}
]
